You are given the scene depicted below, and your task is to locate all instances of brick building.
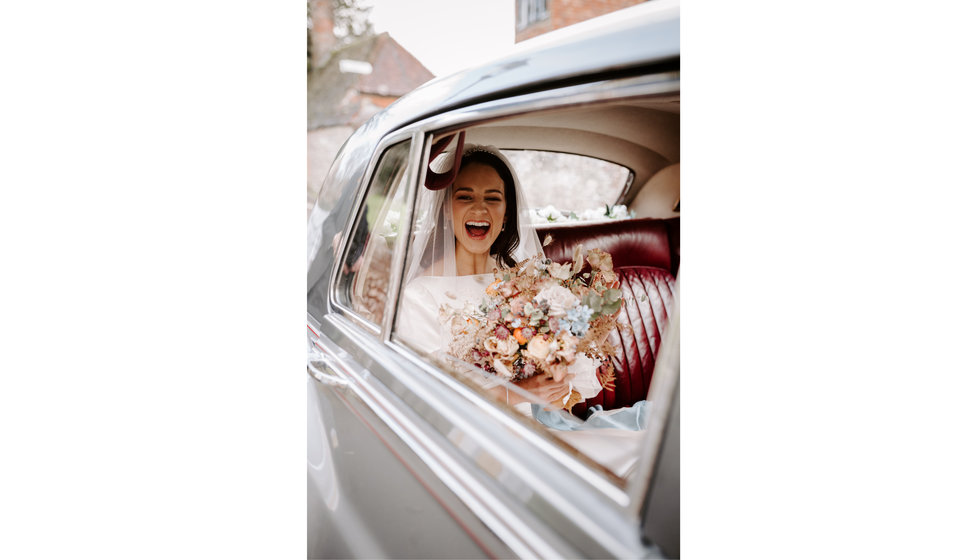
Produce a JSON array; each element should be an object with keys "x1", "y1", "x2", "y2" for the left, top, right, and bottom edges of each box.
[{"x1": 516, "y1": 0, "x2": 649, "y2": 42}]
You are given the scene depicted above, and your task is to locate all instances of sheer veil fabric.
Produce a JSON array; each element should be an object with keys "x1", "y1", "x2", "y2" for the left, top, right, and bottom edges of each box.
[{"x1": 403, "y1": 144, "x2": 544, "y2": 284}]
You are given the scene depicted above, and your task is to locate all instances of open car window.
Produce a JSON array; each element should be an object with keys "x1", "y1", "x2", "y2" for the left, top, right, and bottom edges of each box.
[{"x1": 390, "y1": 111, "x2": 677, "y2": 484}]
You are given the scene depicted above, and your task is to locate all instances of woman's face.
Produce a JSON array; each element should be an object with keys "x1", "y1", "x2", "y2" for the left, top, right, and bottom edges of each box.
[{"x1": 451, "y1": 162, "x2": 507, "y2": 258}]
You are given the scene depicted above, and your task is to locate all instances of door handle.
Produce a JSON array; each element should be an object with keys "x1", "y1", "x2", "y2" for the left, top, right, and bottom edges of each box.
[
  {"x1": 307, "y1": 322, "x2": 353, "y2": 387},
  {"x1": 308, "y1": 358, "x2": 350, "y2": 387}
]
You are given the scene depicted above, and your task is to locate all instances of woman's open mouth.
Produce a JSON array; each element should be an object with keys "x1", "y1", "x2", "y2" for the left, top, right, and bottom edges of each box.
[{"x1": 465, "y1": 220, "x2": 491, "y2": 239}]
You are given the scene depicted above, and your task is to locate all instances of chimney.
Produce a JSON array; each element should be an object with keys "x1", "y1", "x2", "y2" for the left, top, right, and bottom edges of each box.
[{"x1": 309, "y1": 0, "x2": 336, "y2": 68}]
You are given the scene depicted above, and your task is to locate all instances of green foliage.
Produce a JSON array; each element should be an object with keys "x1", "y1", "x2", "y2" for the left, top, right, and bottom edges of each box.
[{"x1": 581, "y1": 288, "x2": 622, "y2": 320}]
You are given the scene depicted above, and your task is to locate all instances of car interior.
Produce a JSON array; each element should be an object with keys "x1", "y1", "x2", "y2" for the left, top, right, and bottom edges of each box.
[
  {"x1": 334, "y1": 89, "x2": 680, "y2": 480},
  {"x1": 424, "y1": 93, "x2": 680, "y2": 425}
]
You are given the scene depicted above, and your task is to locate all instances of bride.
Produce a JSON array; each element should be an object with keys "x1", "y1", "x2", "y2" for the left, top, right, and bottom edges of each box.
[
  {"x1": 395, "y1": 142, "x2": 648, "y2": 478},
  {"x1": 397, "y1": 143, "x2": 596, "y2": 406}
]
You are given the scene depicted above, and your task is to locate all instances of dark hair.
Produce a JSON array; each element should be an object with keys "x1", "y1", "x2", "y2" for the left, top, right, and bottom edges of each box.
[{"x1": 458, "y1": 150, "x2": 520, "y2": 268}]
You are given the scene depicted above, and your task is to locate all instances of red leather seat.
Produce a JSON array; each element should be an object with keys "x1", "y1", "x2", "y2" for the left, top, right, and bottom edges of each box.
[
  {"x1": 537, "y1": 218, "x2": 679, "y2": 277},
  {"x1": 536, "y1": 218, "x2": 678, "y2": 418}
]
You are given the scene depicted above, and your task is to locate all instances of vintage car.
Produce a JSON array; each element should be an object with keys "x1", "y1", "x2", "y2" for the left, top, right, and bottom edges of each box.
[{"x1": 307, "y1": 1, "x2": 680, "y2": 557}]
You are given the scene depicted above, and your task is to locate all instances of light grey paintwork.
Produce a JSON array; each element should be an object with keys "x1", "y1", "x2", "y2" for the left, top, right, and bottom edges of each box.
[{"x1": 307, "y1": 2, "x2": 680, "y2": 558}]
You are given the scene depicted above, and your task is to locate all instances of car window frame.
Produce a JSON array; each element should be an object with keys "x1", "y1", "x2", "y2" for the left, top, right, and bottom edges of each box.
[
  {"x1": 329, "y1": 129, "x2": 424, "y2": 338},
  {"x1": 380, "y1": 70, "x2": 681, "y2": 513}
]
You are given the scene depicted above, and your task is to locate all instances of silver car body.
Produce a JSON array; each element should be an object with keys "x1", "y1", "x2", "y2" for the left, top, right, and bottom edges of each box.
[{"x1": 307, "y1": 2, "x2": 680, "y2": 557}]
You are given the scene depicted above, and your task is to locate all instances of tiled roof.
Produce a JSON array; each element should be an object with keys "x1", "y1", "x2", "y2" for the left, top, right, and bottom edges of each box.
[{"x1": 308, "y1": 33, "x2": 434, "y2": 130}]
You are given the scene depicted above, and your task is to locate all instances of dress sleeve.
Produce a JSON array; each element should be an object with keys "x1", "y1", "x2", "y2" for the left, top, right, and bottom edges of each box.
[{"x1": 394, "y1": 278, "x2": 443, "y2": 356}]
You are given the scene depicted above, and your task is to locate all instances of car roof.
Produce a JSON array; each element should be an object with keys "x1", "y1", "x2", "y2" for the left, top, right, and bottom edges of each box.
[{"x1": 364, "y1": 0, "x2": 680, "y2": 137}]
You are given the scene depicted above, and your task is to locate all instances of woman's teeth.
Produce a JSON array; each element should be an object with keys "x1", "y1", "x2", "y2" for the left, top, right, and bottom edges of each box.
[{"x1": 465, "y1": 220, "x2": 491, "y2": 238}]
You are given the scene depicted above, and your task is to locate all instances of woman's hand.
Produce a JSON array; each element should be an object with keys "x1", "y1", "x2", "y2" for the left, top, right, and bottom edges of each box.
[{"x1": 511, "y1": 374, "x2": 570, "y2": 405}]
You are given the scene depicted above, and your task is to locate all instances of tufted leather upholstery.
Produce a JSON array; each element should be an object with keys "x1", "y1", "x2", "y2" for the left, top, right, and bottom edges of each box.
[
  {"x1": 536, "y1": 218, "x2": 678, "y2": 418},
  {"x1": 537, "y1": 218, "x2": 680, "y2": 277},
  {"x1": 573, "y1": 267, "x2": 675, "y2": 416}
]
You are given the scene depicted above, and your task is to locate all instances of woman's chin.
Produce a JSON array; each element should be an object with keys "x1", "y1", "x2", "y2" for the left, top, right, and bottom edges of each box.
[{"x1": 458, "y1": 239, "x2": 495, "y2": 260}]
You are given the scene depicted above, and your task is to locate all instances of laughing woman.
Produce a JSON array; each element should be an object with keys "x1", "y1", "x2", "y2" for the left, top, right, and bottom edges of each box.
[{"x1": 397, "y1": 144, "x2": 598, "y2": 407}]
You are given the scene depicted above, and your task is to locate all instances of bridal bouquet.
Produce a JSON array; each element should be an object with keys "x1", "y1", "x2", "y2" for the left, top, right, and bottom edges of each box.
[{"x1": 441, "y1": 243, "x2": 622, "y2": 411}]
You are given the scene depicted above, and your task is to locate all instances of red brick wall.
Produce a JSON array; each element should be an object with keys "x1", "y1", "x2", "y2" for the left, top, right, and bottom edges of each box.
[
  {"x1": 516, "y1": 0, "x2": 648, "y2": 42},
  {"x1": 309, "y1": 0, "x2": 336, "y2": 68}
]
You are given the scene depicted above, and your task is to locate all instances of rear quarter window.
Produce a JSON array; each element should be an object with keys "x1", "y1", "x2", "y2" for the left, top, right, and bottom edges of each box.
[{"x1": 501, "y1": 149, "x2": 631, "y2": 222}]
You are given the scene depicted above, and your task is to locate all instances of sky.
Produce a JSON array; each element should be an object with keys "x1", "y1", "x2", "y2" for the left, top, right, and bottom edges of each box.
[{"x1": 362, "y1": 0, "x2": 515, "y2": 77}]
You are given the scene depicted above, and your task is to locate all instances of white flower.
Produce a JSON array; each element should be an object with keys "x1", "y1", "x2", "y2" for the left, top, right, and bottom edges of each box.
[
  {"x1": 485, "y1": 335, "x2": 519, "y2": 357},
  {"x1": 492, "y1": 358, "x2": 512, "y2": 378},
  {"x1": 567, "y1": 355, "x2": 602, "y2": 399},
  {"x1": 526, "y1": 335, "x2": 552, "y2": 361},
  {"x1": 577, "y1": 208, "x2": 600, "y2": 221},
  {"x1": 547, "y1": 261, "x2": 573, "y2": 280},
  {"x1": 533, "y1": 284, "x2": 579, "y2": 315},
  {"x1": 532, "y1": 205, "x2": 569, "y2": 224},
  {"x1": 607, "y1": 204, "x2": 631, "y2": 220}
]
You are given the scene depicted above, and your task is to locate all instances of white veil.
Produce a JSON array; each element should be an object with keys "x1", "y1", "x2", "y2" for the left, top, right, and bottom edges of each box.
[{"x1": 404, "y1": 143, "x2": 544, "y2": 281}]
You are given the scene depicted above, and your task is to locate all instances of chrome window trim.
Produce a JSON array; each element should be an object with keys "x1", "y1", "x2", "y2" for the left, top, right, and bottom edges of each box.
[{"x1": 329, "y1": 130, "x2": 420, "y2": 337}]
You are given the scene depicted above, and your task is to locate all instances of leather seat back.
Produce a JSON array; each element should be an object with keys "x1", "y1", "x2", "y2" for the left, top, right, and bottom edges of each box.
[
  {"x1": 538, "y1": 218, "x2": 680, "y2": 277},
  {"x1": 578, "y1": 266, "x2": 675, "y2": 415},
  {"x1": 536, "y1": 218, "x2": 678, "y2": 417}
]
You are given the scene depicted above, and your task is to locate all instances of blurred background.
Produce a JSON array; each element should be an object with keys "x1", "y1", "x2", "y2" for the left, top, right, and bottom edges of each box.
[{"x1": 307, "y1": 0, "x2": 650, "y2": 218}]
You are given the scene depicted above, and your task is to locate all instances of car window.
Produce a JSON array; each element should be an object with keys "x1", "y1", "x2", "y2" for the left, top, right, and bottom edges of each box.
[
  {"x1": 336, "y1": 140, "x2": 412, "y2": 328},
  {"x1": 501, "y1": 149, "x2": 631, "y2": 223},
  {"x1": 391, "y1": 130, "x2": 653, "y2": 482}
]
